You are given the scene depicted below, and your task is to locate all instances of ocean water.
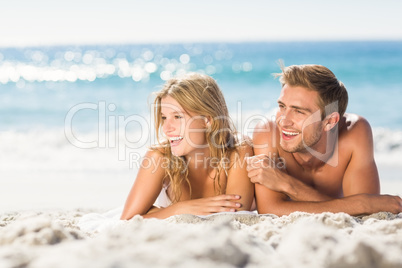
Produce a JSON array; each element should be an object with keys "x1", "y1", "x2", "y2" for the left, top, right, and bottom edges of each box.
[{"x1": 1, "y1": 41, "x2": 402, "y2": 180}]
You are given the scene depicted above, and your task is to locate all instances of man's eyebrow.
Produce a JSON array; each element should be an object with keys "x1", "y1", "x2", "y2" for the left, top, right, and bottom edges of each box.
[
  {"x1": 291, "y1": 105, "x2": 312, "y2": 113},
  {"x1": 277, "y1": 101, "x2": 312, "y2": 113}
]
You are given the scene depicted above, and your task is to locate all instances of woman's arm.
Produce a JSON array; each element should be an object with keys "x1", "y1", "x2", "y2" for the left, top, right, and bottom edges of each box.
[
  {"x1": 121, "y1": 149, "x2": 242, "y2": 220},
  {"x1": 142, "y1": 194, "x2": 243, "y2": 218},
  {"x1": 120, "y1": 150, "x2": 166, "y2": 220},
  {"x1": 225, "y1": 144, "x2": 255, "y2": 211}
]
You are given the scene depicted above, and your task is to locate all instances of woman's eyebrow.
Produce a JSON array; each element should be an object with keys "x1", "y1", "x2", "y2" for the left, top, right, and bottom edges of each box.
[{"x1": 161, "y1": 110, "x2": 186, "y2": 115}]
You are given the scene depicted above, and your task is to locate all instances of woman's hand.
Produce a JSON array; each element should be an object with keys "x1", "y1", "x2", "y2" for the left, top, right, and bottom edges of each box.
[{"x1": 170, "y1": 194, "x2": 242, "y2": 216}]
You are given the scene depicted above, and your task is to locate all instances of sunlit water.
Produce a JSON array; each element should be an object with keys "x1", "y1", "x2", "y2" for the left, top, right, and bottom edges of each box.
[{"x1": 1, "y1": 41, "x2": 401, "y2": 180}]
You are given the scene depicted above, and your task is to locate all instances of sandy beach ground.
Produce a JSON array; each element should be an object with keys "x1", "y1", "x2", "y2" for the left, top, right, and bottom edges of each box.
[
  {"x1": 1, "y1": 209, "x2": 402, "y2": 268},
  {"x1": 1, "y1": 130, "x2": 401, "y2": 267},
  {"x1": 0, "y1": 164, "x2": 401, "y2": 268}
]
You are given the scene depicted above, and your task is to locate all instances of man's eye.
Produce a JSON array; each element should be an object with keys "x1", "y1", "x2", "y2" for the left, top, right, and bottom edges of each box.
[{"x1": 295, "y1": 110, "x2": 304, "y2": 114}]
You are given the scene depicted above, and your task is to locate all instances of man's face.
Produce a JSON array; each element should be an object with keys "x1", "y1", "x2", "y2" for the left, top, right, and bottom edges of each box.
[{"x1": 275, "y1": 84, "x2": 324, "y2": 153}]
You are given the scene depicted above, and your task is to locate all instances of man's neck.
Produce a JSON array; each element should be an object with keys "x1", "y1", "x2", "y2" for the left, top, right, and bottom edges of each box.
[
  {"x1": 292, "y1": 151, "x2": 326, "y2": 171},
  {"x1": 292, "y1": 132, "x2": 338, "y2": 171}
]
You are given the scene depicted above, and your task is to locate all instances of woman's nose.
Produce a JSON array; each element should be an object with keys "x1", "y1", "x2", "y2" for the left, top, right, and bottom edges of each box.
[{"x1": 163, "y1": 118, "x2": 175, "y2": 132}]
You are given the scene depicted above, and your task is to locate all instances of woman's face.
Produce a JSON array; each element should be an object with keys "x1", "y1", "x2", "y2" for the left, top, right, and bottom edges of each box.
[{"x1": 161, "y1": 96, "x2": 208, "y2": 157}]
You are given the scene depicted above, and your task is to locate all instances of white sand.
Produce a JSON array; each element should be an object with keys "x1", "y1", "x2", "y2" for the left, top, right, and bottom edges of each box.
[
  {"x1": 1, "y1": 210, "x2": 402, "y2": 268},
  {"x1": 1, "y1": 129, "x2": 401, "y2": 267},
  {"x1": 1, "y1": 149, "x2": 401, "y2": 268}
]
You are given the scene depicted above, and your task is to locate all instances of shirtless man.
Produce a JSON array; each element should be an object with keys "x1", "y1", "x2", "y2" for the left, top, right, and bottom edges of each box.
[{"x1": 247, "y1": 64, "x2": 402, "y2": 216}]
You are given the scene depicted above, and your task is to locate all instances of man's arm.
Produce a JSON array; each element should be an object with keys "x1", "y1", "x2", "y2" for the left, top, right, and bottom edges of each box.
[
  {"x1": 250, "y1": 119, "x2": 402, "y2": 216},
  {"x1": 251, "y1": 120, "x2": 333, "y2": 215},
  {"x1": 255, "y1": 183, "x2": 402, "y2": 216},
  {"x1": 341, "y1": 117, "x2": 380, "y2": 195},
  {"x1": 247, "y1": 154, "x2": 332, "y2": 202}
]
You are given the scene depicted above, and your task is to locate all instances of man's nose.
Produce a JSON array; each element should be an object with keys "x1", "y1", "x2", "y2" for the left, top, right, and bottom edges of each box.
[{"x1": 278, "y1": 113, "x2": 293, "y2": 127}]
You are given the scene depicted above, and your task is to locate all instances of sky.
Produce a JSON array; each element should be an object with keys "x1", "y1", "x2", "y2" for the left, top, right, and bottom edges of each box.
[{"x1": 1, "y1": 0, "x2": 402, "y2": 47}]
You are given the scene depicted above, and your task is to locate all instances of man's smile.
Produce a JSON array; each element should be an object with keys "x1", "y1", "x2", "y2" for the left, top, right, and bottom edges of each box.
[{"x1": 281, "y1": 129, "x2": 300, "y2": 140}]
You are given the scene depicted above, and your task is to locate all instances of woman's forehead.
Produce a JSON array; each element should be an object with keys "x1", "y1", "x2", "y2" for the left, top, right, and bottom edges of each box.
[{"x1": 161, "y1": 96, "x2": 185, "y2": 114}]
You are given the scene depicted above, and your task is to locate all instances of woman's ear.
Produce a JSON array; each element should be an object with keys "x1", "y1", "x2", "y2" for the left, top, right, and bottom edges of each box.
[
  {"x1": 324, "y1": 112, "x2": 340, "y2": 131},
  {"x1": 204, "y1": 116, "x2": 212, "y2": 128}
]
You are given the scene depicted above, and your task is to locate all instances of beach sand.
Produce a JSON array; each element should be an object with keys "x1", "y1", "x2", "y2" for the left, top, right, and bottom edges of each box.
[
  {"x1": 1, "y1": 134, "x2": 401, "y2": 268},
  {"x1": 1, "y1": 166, "x2": 401, "y2": 268},
  {"x1": 1, "y1": 209, "x2": 402, "y2": 268}
]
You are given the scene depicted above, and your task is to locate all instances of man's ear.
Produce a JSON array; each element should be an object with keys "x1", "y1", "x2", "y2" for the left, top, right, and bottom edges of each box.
[{"x1": 324, "y1": 112, "x2": 340, "y2": 131}]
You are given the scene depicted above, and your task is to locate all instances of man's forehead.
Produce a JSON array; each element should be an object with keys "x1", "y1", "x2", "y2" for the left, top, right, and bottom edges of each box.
[{"x1": 278, "y1": 85, "x2": 321, "y2": 111}]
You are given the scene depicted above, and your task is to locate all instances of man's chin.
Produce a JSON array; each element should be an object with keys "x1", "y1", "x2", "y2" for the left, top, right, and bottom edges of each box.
[{"x1": 280, "y1": 141, "x2": 302, "y2": 153}]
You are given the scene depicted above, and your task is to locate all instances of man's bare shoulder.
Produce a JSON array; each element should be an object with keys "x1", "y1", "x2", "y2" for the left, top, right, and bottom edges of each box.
[
  {"x1": 342, "y1": 113, "x2": 372, "y2": 133},
  {"x1": 340, "y1": 113, "x2": 374, "y2": 145}
]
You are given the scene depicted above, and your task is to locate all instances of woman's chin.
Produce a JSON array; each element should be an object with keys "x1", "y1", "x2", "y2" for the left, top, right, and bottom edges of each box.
[{"x1": 171, "y1": 149, "x2": 183, "y2": 157}]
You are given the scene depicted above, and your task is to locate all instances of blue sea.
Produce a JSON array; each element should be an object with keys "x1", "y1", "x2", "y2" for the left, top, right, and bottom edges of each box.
[
  {"x1": 1, "y1": 42, "x2": 402, "y2": 171},
  {"x1": 1, "y1": 41, "x2": 402, "y2": 211},
  {"x1": 1, "y1": 41, "x2": 402, "y2": 131}
]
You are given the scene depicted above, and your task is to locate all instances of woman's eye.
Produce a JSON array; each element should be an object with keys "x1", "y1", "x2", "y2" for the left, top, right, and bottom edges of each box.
[
  {"x1": 175, "y1": 115, "x2": 183, "y2": 119},
  {"x1": 161, "y1": 116, "x2": 166, "y2": 120}
]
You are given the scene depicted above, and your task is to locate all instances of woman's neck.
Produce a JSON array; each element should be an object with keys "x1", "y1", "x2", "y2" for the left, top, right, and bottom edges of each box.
[{"x1": 184, "y1": 146, "x2": 211, "y2": 171}]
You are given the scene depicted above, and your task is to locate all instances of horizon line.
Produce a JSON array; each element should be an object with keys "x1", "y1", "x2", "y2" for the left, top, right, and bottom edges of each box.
[{"x1": 1, "y1": 38, "x2": 402, "y2": 49}]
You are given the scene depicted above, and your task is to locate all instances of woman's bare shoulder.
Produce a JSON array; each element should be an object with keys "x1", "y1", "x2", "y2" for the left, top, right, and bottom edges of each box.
[
  {"x1": 228, "y1": 138, "x2": 253, "y2": 164},
  {"x1": 252, "y1": 119, "x2": 278, "y2": 145},
  {"x1": 148, "y1": 144, "x2": 168, "y2": 156}
]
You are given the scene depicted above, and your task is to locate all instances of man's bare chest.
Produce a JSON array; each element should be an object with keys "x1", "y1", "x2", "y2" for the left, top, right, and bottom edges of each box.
[{"x1": 285, "y1": 162, "x2": 345, "y2": 198}]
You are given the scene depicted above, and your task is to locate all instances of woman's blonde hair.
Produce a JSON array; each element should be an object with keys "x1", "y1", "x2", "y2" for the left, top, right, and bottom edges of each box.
[{"x1": 152, "y1": 73, "x2": 239, "y2": 202}]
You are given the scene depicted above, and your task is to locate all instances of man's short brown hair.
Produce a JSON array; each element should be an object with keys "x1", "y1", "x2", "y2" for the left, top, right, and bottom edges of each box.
[{"x1": 276, "y1": 64, "x2": 349, "y2": 119}]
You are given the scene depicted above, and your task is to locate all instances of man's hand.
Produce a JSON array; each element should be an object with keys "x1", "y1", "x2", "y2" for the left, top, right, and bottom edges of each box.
[
  {"x1": 247, "y1": 154, "x2": 333, "y2": 202},
  {"x1": 359, "y1": 194, "x2": 402, "y2": 215},
  {"x1": 246, "y1": 154, "x2": 288, "y2": 193}
]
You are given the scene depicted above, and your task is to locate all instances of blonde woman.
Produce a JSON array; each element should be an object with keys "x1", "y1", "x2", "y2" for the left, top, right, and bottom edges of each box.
[{"x1": 120, "y1": 73, "x2": 254, "y2": 220}]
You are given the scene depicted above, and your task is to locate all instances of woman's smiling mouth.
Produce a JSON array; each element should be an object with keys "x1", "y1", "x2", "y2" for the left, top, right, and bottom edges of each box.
[{"x1": 169, "y1": 136, "x2": 183, "y2": 146}]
